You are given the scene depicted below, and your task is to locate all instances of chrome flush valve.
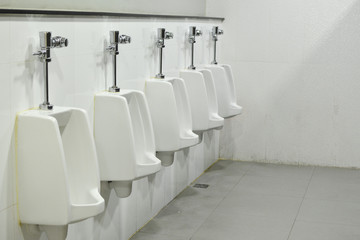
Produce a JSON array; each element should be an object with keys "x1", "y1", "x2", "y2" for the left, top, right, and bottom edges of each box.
[
  {"x1": 33, "y1": 32, "x2": 69, "y2": 62},
  {"x1": 106, "y1": 31, "x2": 132, "y2": 56},
  {"x1": 212, "y1": 26, "x2": 224, "y2": 41},
  {"x1": 188, "y1": 26, "x2": 202, "y2": 44},
  {"x1": 156, "y1": 28, "x2": 174, "y2": 48},
  {"x1": 33, "y1": 31, "x2": 69, "y2": 110},
  {"x1": 156, "y1": 28, "x2": 174, "y2": 79},
  {"x1": 106, "y1": 31, "x2": 132, "y2": 92}
]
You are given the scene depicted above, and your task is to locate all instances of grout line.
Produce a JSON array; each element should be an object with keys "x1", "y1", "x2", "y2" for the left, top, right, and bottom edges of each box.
[
  {"x1": 189, "y1": 162, "x2": 255, "y2": 239},
  {"x1": 286, "y1": 166, "x2": 316, "y2": 240}
]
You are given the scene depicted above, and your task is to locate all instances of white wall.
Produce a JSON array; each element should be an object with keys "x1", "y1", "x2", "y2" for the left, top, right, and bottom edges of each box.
[
  {"x1": 0, "y1": 15, "x2": 221, "y2": 240},
  {"x1": 0, "y1": 0, "x2": 206, "y2": 16},
  {"x1": 207, "y1": 0, "x2": 360, "y2": 168}
]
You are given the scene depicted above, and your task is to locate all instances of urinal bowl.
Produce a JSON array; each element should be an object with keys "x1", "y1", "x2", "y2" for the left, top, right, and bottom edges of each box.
[
  {"x1": 179, "y1": 69, "x2": 224, "y2": 136},
  {"x1": 145, "y1": 77, "x2": 199, "y2": 166},
  {"x1": 202, "y1": 64, "x2": 243, "y2": 118},
  {"x1": 17, "y1": 107, "x2": 105, "y2": 240},
  {"x1": 94, "y1": 90, "x2": 161, "y2": 198}
]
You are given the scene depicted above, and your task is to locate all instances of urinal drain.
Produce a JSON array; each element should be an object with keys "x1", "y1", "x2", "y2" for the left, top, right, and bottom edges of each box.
[{"x1": 193, "y1": 183, "x2": 209, "y2": 189}]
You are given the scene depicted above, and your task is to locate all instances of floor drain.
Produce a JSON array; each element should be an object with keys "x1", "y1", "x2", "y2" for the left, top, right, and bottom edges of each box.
[{"x1": 193, "y1": 183, "x2": 209, "y2": 189}]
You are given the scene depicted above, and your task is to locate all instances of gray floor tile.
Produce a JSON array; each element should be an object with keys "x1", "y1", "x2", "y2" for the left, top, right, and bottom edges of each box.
[
  {"x1": 191, "y1": 213, "x2": 292, "y2": 240},
  {"x1": 246, "y1": 163, "x2": 314, "y2": 180},
  {"x1": 233, "y1": 174, "x2": 310, "y2": 197},
  {"x1": 288, "y1": 220, "x2": 360, "y2": 240},
  {"x1": 130, "y1": 232, "x2": 188, "y2": 240},
  {"x1": 156, "y1": 187, "x2": 222, "y2": 220},
  {"x1": 312, "y1": 167, "x2": 360, "y2": 182},
  {"x1": 214, "y1": 192, "x2": 302, "y2": 223},
  {"x1": 297, "y1": 198, "x2": 360, "y2": 225},
  {"x1": 206, "y1": 160, "x2": 254, "y2": 176},
  {"x1": 306, "y1": 167, "x2": 360, "y2": 202},
  {"x1": 306, "y1": 176, "x2": 360, "y2": 202},
  {"x1": 194, "y1": 173, "x2": 244, "y2": 195},
  {"x1": 139, "y1": 212, "x2": 204, "y2": 238}
]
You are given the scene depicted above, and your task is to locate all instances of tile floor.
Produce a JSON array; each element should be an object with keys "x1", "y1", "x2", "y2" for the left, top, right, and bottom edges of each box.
[{"x1": 130, "y1": 160, "x2": 360, "y2": 240}]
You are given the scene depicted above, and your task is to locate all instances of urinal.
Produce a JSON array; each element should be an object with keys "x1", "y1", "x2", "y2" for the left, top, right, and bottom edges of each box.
[
  {"x1": 202, "y1": 64, "x2": 242, "y2": 118},
  {"x1": 144, "y1": 28, "x2": 199, "y2": 166},
  {"x1": 94, "y1": 90, "x2": 161, "y2": 197},
  {"x1": 202, "y1": 26, "x2": 243, "y2": 118},
  {"x1": 178, "y1": 26, "x2": 224, "y2": 135},
  {"x1": 17, "y1": 107, "x2": 105, "y2": 239},
  {"x1": 145, "y1": 77, "x2": 199, "y2": 166},
  {"x1": 179, "y1": 69, "x2": 224, "y2": 132},
  {"x1": 17, "y1": 31, "x2": 105, "y2": 240},
  {"x1": 94, "y1": 31, "x2": 161, "y2": 198}
]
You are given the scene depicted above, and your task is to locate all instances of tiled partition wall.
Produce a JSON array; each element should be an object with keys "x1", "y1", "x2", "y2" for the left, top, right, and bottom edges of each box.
[{"x1": 0, "y1": 15, "x2": 222, "y2": 240}]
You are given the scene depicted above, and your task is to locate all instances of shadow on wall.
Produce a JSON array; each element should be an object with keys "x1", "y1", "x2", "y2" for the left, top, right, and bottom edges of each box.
[{"x1": 221, "y1": 0, "x2": 360, "y2": 168}]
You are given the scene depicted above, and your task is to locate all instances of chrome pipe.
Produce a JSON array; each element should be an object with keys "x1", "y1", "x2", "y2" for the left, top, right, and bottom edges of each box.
[
  {"x1": 212, "y1": 41, "x2": 217, "y2": 65},
  {"x1": 112, "y1": 55, "x2": 119, "y2": 92},
  {"x1": 156, "y1": 47, "x2": 164, "y2": 79},
  {"x1": 189, "y1": 43, "x2": 195, "y2": 70},
  {"x1": 155, "y1": 28, "x2": 173, "y2": 79},
  {"x1": 43, "y1": 62, "x2": 50, "y2": 108}
]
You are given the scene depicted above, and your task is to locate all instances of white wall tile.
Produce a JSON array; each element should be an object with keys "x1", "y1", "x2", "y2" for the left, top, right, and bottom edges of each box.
[
  {"x1": 0, "y1": 63, "x2": 14, "y2": 212},
  {"x1": 173, "y1": 150, "x2": 189, "y2": 195},
  {"x1": 163, "y1": 163, "x2": 177, "y2": 205},
  {"x1": 148, "y1": 169, "x2": 165, "y2": 216},
  {"x1": 0, "y1": 208, "x2": 15, "y2": 240},
  {"x1": 10, "y1": 60, "x2": 40, "y2": 114},
  {"x1": 0, "y1": 17, "x2": 10, "y2": 64},
  {"x1": 268, "y1": 0, "x2": 304, "y2": 63},
  {"x1": 73, "y1": 18, "x2": 108, "y2": 55},
  {"x1": 134, "y1": 178, "x2": 152, "y2": 229}
]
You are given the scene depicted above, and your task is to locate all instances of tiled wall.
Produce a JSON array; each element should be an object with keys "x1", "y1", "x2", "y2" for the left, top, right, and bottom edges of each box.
[
  {"x1": 207, "y1": 0, "x2": 360, "y2": 168},
  {"x1": 0, "y1": 15, "x2": 221, "y2": 240}
]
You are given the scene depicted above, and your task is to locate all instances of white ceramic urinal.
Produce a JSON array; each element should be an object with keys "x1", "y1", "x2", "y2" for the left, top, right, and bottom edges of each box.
[
  {"x1": 202, "y1": 64, "x2": 243, "y2": 118},
  {"x1": 145, "y1": 77, "x2": 199, "y2": 166},
  {"x1": 94, "y1": 90, "x2": 161, "y2": 197},
  {"x1": 179, "y1": 69, "x2": 224, "y2": 134},
  {"x1": 17, "y1": 107, "x2": 105, "y2": 239}
]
